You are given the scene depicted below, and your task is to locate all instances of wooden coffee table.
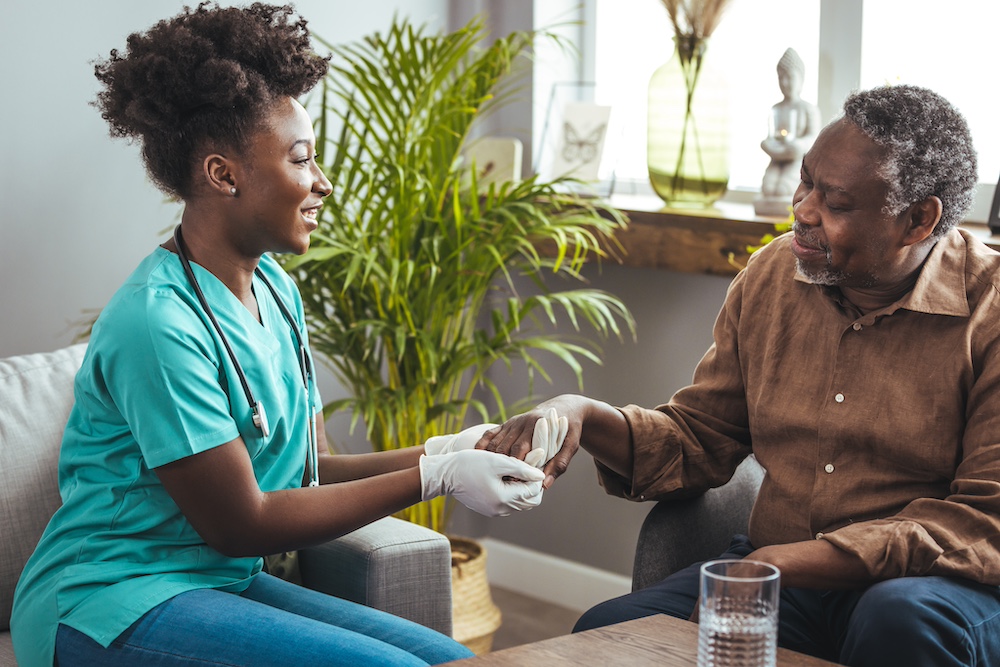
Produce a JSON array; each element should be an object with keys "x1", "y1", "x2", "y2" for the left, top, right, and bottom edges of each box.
[{"x1": 442, "y1": 614, "x2": 841, "y2": 666}]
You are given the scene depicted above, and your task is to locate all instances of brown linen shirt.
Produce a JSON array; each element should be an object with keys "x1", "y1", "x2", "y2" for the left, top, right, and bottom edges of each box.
[{"x1": 600, "y1": 228, "x2": 1000, "y2": 584}]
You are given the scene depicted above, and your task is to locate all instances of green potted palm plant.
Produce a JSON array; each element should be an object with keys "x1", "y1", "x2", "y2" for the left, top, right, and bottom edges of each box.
[{"x1": 283, "y1": 16, "x2": 634, "y2": 532}]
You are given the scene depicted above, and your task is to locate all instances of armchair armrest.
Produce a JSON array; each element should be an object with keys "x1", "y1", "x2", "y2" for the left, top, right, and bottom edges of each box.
[
  {"x1": 632, "y1": 456, "x2": 764, "y2": 592},
  {"x1": 299, "y1": 516, "x2": 453, "y2": 636}
]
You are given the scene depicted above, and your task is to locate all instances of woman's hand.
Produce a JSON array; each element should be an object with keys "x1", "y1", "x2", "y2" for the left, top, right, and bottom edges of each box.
[
  {"x1": 418, "y1": 449, "x2": 545, "y2": 517},
  {"x1": 423, "y1": 423, "x2": 499, "y2": 456}
]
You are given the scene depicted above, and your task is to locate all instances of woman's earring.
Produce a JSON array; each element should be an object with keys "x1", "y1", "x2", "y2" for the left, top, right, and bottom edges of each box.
[{"x1": 230, "y1": 187, "x2": 237, "y2": 195}]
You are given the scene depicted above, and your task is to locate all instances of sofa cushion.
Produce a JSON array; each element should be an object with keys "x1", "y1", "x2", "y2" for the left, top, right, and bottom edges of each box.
[{"x1": 0, "y1": 344, "x2": 87, "y2": 632}]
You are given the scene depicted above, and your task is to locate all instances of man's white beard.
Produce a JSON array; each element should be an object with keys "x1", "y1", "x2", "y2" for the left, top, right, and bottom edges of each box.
[{"x1": 795, "y1": 257, "x2": 848, "y2": 286}]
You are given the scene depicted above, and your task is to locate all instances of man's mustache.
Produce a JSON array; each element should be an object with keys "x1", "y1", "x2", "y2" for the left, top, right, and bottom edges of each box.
[{"x1": 792, "y1": 222, "x2": 828, "y2": 252}]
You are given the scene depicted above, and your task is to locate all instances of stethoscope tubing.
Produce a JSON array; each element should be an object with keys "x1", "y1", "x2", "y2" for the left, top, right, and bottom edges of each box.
[{"x1": 172, "y1": 225, "x2": 319, "y2": 487}]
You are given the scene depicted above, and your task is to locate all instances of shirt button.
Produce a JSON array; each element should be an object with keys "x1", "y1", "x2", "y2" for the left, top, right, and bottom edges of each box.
[
  {"x1": 835, "y1": 393, "x2": 845, "y2": 403},
  {"x1": 853, "y1": 323, "x2": 862, "y2": 331},
  {"x1": 824, "y1": 463, "x2": 835, "y2": 473},
  {"x1": 816, "y1": 532, "x2": 825, "y2": 540}
]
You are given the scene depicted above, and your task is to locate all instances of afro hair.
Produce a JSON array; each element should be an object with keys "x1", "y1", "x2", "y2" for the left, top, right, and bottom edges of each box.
[{"x1": 93, "y1": 2, "x2": 329, "y2": 199}]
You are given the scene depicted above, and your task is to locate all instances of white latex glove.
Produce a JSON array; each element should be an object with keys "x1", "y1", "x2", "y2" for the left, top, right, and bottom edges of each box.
[
  {"x1": 423, "y1": 423, "x2": 498, "y2": 456},
  {"x1": 419, "y1": 449, "x2": 545, "y2": 517},
  {"x1": 523, "y1": 407, "x2": 569, "y2": 469}
]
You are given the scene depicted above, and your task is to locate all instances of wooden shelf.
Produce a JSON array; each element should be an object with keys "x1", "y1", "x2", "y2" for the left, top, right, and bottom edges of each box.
[{"x1": 605, "y1": 195, "x2": 1000, "y2": 277}]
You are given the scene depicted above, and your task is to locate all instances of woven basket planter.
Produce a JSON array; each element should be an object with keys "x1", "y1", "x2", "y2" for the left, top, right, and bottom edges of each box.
[{"x1": 449, "y1": 536, "x2": 502, "y2": 654}]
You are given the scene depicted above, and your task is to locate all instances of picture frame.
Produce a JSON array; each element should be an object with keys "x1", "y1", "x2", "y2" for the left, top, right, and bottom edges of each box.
[{"x1": 535, "y1": 81, "x2": 618, "y2": 197}]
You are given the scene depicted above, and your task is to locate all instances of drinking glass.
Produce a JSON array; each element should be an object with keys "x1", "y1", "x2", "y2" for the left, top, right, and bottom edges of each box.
[{"x1": 697, "y1": 559, "x2": 781, "y2": 667}]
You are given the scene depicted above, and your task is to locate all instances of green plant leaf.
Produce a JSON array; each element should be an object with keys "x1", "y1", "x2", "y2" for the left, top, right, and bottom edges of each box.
[{"x1": 282, "y1": 15, "x2": 634, "y2": 532}]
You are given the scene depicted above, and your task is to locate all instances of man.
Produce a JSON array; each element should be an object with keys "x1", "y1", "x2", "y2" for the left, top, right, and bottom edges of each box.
[{"x1": 480, "y1": 85, "x2": 1000, "y2": 667}]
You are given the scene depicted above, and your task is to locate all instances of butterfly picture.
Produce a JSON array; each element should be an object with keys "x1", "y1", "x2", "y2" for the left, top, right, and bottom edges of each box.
[
  {"x1": 560, "y1": 122, "x2": 607, "y2": 165},
  {"x1": 546, "y1": 102, "x2": 612, "y2": 182}
]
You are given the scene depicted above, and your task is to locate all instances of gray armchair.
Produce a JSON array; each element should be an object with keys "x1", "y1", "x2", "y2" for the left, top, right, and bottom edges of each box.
[
  {"x1": 300, "y1": 517, "x2": 452, "y2": 635},
  {"x1": 0, "y1": 345, "x2": 452, "y2": 665},
  {"x1": 632, "y1": 456, "x2": 765, "y2": 591}
]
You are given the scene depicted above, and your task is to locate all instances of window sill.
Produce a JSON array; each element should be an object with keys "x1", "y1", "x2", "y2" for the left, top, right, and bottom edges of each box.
[{"x1": 606, "y1": 195, "x2": 1000, "y2": 277}]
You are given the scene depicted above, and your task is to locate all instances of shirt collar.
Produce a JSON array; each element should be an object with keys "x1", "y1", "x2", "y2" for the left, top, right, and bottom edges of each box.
[
  {"x1": 899, "y1": 229, "x2": 969, "y2": 317},
  {"x1": 791, "y1": 228, "x2": 970, "y2": 318}
]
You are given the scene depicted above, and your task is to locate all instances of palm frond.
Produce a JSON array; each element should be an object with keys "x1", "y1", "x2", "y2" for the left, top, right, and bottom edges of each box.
[{"x1": 283, "y1": 15, "x2": 635, "y2": 530}]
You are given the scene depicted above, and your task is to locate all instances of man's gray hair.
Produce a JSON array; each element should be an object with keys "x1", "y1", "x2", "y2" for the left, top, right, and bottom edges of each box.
[{"x1": 842, "y1": 85, "x2": 978, "y2": 237}]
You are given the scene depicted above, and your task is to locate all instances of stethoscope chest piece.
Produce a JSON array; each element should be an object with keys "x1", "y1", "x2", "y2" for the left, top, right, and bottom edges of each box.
[{"x1": 252, "y1": 401, "x2": 270, "y2": 439}]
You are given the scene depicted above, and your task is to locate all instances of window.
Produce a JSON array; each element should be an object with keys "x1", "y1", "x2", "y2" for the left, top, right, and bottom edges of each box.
[
  {"x1": 578, "y1": 0, "x2": 997, "y2": 219},
  {"x1": 592, "y1": 0, "x2": 820, "y2": 194},
  {"x1": 859, "y1": 0, "x2": 1000, "y2": 185}
]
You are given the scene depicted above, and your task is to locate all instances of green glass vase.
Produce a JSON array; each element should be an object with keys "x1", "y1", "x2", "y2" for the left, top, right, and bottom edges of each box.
[{"x1": 647, "y1": 35, "x2": 730, "y2": 207}]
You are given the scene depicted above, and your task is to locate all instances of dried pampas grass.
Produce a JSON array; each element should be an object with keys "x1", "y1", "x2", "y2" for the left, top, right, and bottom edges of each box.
[{"x1": 661, "y1": 0, "x2": 732, "y2": 38}]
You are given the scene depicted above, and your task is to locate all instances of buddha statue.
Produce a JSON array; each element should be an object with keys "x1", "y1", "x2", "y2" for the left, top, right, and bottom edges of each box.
[{"x1": 754, "y1": 48, "x2": 821, "y2": 217}]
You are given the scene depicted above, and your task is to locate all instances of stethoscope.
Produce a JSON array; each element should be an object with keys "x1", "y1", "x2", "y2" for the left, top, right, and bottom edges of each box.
[{"x1": 173, "y1": 225, "x2": 320, "y2": 487}]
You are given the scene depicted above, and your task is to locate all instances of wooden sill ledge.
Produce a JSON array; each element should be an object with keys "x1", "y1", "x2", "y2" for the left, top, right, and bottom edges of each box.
[{"x1": 605, "y1": 195, "x2": 1000, "y2": 277}]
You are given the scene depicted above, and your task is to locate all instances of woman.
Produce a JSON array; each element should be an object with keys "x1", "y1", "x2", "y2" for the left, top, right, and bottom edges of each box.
[{"x1": 10, "y1": 5, "x2": 546, "y2": 666}]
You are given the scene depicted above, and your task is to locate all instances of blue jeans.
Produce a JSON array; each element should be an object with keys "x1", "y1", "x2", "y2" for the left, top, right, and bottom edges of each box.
[
  {"x1": 55, "y1": 572, "x2": 473, "y2": 666},
  {"x1": 575, "y1": 535, "x2": 1000, "y2": 667}
]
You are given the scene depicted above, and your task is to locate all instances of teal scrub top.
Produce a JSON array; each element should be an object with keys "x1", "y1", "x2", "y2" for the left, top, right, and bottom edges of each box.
[{"x1": 11, "y1": 248, "x2": 321, "y2": 667}]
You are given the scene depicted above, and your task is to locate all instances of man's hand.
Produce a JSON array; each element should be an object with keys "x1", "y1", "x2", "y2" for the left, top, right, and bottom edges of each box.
[
  {"x1": 475, "y1": 397, "x2": 588, "y2": 489},
  {"x1": 474, "y1": 395, "x2": 631, "y2": 489},
  {"x1": 746, "y1": 539, "x2": 872, "y2": 590},
  {"x1": 688, "y1": 541, "x2": 870, "y2": 623}
]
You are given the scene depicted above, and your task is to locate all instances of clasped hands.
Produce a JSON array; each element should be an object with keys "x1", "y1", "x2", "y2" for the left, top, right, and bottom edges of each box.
[{"x1": 419, "y1": 408, "x2": 567, "y2": 518}]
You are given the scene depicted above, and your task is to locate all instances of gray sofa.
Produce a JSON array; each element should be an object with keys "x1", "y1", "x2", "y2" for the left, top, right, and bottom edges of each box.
[
  {"x1": 0, "y1": 344, "x2": 453, "y2": 664},
  {"x1": 632, "y1": 456, "x2": 765, "y2": 591}
]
